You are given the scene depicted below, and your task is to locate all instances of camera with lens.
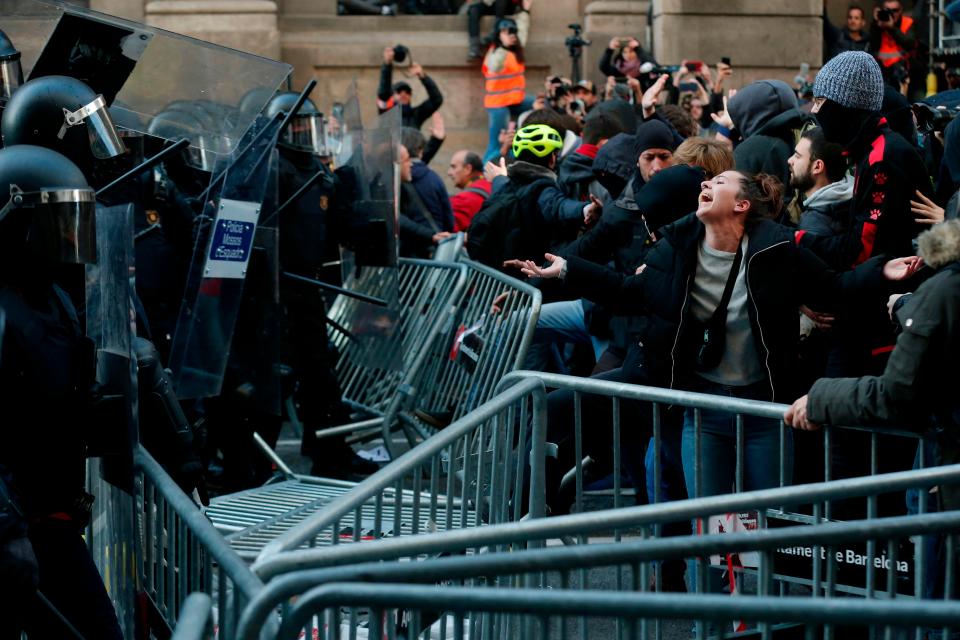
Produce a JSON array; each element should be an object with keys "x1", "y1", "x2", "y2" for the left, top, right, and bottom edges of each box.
[
  {"x1": 877, "y1": 8, "x2": 893, "y2": 22},
  {"x1": 913, "y1": 102, "x2": 960, "y2": 134},
  {"x1": 392, "y1": 44, "x2": 410, "y2": 64}
]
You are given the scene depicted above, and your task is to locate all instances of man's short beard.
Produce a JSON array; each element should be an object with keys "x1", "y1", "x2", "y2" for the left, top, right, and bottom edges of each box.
[{"x1": 790, "y1": 170, "x2": 815, "y2": 194}]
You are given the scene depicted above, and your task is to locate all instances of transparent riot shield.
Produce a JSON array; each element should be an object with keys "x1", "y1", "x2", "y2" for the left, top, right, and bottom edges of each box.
[
  {"x1": 0, "y1": 0, "x2": 291, "y2": 167},
  {"x1": 167, "y1": 115, "x2": 282, "y2": 399},
  {"x1": 84, "y1": 202, "x2": 139, "y2": 639},
  {"x1": 331, "y1": 81, "x2": 363, "y2": 169},
  {"x1": 225, "y1": 148, "x2": 282, "y2": 415},
  {"x1": 335, "y1": 106, "x2": 401, "y2": 370}
]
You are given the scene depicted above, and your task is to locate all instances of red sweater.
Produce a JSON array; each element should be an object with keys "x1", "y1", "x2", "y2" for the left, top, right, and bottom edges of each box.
[{"x1": 452, "y1": 178, "x2": 492, "y2": 232}]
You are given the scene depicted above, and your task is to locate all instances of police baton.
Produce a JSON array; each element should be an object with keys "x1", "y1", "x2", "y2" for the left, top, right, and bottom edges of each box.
[
  {"x1": 281, "y1": 271, "x2": 388, "y2": 307},
  {"x1": 96, "y1": 138, "x2": 191, "y2": 199}
]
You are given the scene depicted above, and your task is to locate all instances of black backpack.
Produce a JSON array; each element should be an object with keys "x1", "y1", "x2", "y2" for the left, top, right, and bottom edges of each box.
[{"x1": 466, "y1": 177, "x2": 555, "y2": 273}]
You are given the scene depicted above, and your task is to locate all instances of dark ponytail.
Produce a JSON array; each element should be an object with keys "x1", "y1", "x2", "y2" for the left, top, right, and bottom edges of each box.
[{"x1": 737, "y1": 172, "x2": 783, "y2": 222}]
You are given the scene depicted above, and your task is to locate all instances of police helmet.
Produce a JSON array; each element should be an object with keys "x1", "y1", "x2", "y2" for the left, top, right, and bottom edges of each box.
[
  {"x1": 264, "y1": 91, "x2": 330, "y2": 156},
  {"x1": 0, "y1": 145, "x2": 96, "y2": 264},
  {"x1": 1, "y1": 75, "x2": 126, "y2": 164}
]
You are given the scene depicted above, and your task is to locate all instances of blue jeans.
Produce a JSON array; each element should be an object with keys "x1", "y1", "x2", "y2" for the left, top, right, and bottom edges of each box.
[
  {"x1": 532, "y1": 300, "x2": 607, "y2": 356},
  {"x1": 680, "y1": 377, "x2": 791, "y2": 499},
  {"x1": 680, "y1": 377, "x2": 791, "y2": 598},
  {"x1": 484, "y1": 97, "x2": 534, "y2": 163}
]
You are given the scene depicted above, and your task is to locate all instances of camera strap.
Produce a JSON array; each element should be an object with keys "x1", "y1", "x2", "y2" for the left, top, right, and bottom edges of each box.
[{"x1": 709, "y1": 238, "x2": 744, "y2": 328}]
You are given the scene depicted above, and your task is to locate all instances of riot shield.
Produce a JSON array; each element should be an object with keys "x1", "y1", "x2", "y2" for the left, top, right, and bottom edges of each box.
[
  {"x1": 334, "y1": 106, "x2": 401, "y2": 371},
  {"x1": 167, "y1": 115, "x2": 282, "y2": 399},
  {"x1": 331, "y1": 81, "x2": 362, "y2": 169},
  {"x1": 0, "y1": 0, "x2": 291, "y2": 169},
  {"x1": 83, "y1": 202, "x2": 139, "y2": 639}
]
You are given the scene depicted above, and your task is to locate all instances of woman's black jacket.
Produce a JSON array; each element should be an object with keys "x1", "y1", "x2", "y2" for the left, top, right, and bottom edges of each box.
[{"x1": 560, "y1": 213, "x2": 890, "y2": 402}]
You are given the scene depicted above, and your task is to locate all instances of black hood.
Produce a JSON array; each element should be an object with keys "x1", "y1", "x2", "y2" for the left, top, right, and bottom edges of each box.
[
  {"x1": 558, "y1": 149, "x2": 595, "y2": 186},
  {"x1": 753, "y1": 108, "x2": 813, "y2": 140},
  {"x1": 882, "y1": 85, "x2": 917, "y2": 146},
  {"x1": 728, "y1": 80, "x2": 799, "y2": 138},
  {"x1": 593, "y1": 132, "x2": 635, "y2": 198}
]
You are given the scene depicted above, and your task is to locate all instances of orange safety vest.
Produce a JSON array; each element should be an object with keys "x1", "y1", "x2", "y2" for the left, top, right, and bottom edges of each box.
[
  {"x1": 877, "y1": 15, "x2": 913, "y2": 67},
  {"x1": 483, "y1": 49, "x2": 526, "y2": 109}
]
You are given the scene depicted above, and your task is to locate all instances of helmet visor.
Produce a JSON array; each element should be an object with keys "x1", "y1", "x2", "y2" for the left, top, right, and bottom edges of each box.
[
  {"x1": 60, "y1": 95, "x2": 127, "y2": 159},
  {"x1": 284, "y1": 114, "x2": 329, "y2": 155},
  {"x1": 34, "y1": 189, "x2": 98, "y2": 264},
  {"x1": 185, "y1": 134, "x2": 233, "y2": 172},
  {"x1": 0, "y1": 58, "x2": 23, "y2": 103}
]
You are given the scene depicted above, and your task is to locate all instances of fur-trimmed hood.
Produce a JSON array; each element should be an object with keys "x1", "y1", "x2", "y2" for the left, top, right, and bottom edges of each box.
[{"x1": 919, "y1": 219, "x2": 960, "y2": 269}]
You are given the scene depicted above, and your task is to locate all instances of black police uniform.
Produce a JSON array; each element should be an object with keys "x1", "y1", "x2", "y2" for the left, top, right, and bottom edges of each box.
[{"x1": 0, "y1": 280, "x2": 123, "y2": 640}]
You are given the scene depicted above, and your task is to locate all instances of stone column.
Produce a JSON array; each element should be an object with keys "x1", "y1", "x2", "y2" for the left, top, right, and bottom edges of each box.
[
  {"x1": 145, "y1": 0, "x2": 280, "y2": 59},
  {"x1": 651, "y1": 0, "x2": 821, "y2": 85}
]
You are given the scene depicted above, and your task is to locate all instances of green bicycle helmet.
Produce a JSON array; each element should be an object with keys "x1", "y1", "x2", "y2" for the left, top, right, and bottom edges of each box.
[{"x1": 512, "y1": 124, "x2": 563, "y2": 159}]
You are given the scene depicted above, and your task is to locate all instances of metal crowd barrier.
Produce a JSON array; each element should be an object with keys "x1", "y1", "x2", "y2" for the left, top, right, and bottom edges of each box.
[
  {"x1": 205, "y1": 377, "x2": 547, "y2": 563},
  {"x1": 233, "y1": 464, "x2": 960, "y2": 639},
  {"x1": 202, "y1": 260, "x2": 468, "y2": 543},
  {"x1": 170, "y1": 593, "x2": 214, "y2": 640},
  {"x1": 327, "y1": 258, "x2": 468, "y2": 433},
  {"x1": 136, "y1": 446, "x2": 268, "y2": 638},
  {"x1": 271, "y1": 579, "x2": 960, "y2": 640},
  {"x1": 205, "y1": 260, "x2": 540, "y2": 565},
  {"x1": 383, "y1": 258, "x2": 541, "y2": 454},
  {"x1": 497, "y1": 371, "x2": 932, "y2": 518}
]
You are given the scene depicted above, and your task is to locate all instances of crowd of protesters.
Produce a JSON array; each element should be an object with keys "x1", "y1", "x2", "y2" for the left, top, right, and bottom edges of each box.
[{"x1": 371, "y1": 0, "x2": 960, "y2": 552}]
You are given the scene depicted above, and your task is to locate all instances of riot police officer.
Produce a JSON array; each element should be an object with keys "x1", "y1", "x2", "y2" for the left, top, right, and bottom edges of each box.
[
  {"x1": 266, "y1": 91, "x2": 378, "y2": 479},
  {"x1": 0, "y1": 144, "x2": 123, "y2": 639},
  {"x1": 2, "y1": 74, "x2": 126, "y2": 180}
]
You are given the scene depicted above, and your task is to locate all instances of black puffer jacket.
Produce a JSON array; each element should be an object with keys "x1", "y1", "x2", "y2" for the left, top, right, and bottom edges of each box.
[
  {"x1": 560, "y1": 214, "x2": 889, "y2": 402},
  {"x1": 808, "y1": 220, "x2": 960, "y2": 507}
]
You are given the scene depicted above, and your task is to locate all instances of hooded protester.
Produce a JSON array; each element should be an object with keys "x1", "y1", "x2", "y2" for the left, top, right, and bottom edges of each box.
[
  {"x1": 727, "y1": 79, "x2": 814, "y2": 203},
  {"x1": 799, "y1": 51, "x2": 932, "y2": 269},
  {"x1": 591, "y1": 132, "x2": 636, "y2": 201}
]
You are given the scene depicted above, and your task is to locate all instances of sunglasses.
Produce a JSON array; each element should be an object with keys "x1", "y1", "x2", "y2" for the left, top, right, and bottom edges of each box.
[{"x1": 504, "y1": 27, "x2": 518, "y2": 35}]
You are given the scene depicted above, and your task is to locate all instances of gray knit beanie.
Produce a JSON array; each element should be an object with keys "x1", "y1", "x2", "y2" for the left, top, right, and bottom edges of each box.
[{"x1": 812, "y1": 51, "x2": 884, "y2": 112}]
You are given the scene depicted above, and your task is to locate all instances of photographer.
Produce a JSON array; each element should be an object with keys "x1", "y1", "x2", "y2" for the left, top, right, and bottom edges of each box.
[
  {"x1": 599, "y1": 36, "x2": 656, "y2": 80},
  {"x1": 377, "y1": 46, "x2": 444, "y2": 129},
  {"x1": 868, "y1": 0, "x2": 924, "y2": 98}
]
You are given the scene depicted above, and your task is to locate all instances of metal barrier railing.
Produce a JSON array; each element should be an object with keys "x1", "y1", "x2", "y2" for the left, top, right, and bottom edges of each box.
[
  {"x1": 385, "y1": 259, "x2": 541, "y2": 452},
  {"x1": 272, "y1": 579, "x2": 960, "y2": 640},
  {"x1": 496, "y1": 371, "x2": 931, "y2": 518},
  {"x1": 327, "y1": 258, "x2": 468, "y2": 431},
  {"x1": 245, "y1": 377, "x2": 547, "y2": 563},
  {"x1": 170, "y1": 593, "x2": 214, "y2": 640},
  {"x1": 235, "y1": 464, "x2": 960, "y2": 638},
  {"x1": 204, "y1": 260, "x2": 538, "y2": 561},
  {"x1": 136, "y1": 446, "x2": 267, "y2": 638}
]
